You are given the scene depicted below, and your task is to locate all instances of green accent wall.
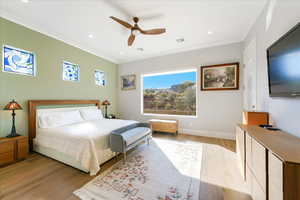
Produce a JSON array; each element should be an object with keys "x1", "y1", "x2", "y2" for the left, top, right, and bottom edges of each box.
[{"x1": 0, "y1": 17, "x2": 118, "y2": 137}]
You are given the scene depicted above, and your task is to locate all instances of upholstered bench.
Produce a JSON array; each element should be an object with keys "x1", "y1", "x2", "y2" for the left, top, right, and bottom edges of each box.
[{"x1": 110, "y1": 123, "x2": 152, "y2": 162}]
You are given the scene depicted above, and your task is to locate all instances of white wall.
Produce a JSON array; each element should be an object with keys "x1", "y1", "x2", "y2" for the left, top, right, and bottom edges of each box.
[
  {"x1": 118, "y1": 43, "x2": 243, "y2": 139},
  {"x1": 244, "y1": 0, "x2": 300, "y2": 137}
]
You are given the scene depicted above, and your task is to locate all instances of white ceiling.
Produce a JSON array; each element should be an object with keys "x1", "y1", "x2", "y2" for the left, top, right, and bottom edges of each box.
[{"x1": 0, "y1": 0, "x2": 267, "y2": 64}]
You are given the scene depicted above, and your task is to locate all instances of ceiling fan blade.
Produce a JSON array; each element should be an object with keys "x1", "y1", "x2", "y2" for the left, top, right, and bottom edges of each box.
[
  {"x1": 141, "y1": 28, "x2": 166, "y2": 35},
  {"x1": 110, "y1": 16, "x2": 133, "y2": 29},
  {"x1": 128, "y1": 34, "x2": 135, "y2": 46}
]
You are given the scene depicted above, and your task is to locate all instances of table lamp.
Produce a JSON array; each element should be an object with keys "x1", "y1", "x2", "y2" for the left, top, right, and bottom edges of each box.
[
  {"x1": 4, "y1": 100, "x2": 23, "y2": 138},
  {"x1": 102, "y1": 100, "x2": 111, "y2": 118}
]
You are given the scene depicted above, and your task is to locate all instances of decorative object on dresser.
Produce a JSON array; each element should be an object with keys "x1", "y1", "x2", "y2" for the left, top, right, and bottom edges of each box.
[
  {"x1": 0, "y1": 136, "x2": 28, "y2": 167},
  {"x1": 236, "y1": 125, "x2": 300, "y2": 200},
  {"x1": 4, "y1": 100, "x2": 23, "y2": 138},
  {"x1": 201, "y1": 62, "x2": 239, "y2": 91},
  {"x1": 149, "y1": 119, "x2": 178, "y2": 135},
  {"x1": 242, "y1": 111, "x2": 269, "y2": 125},
  {"x1": 102, "y1": 100, "x2": 111, "y2": 118}
]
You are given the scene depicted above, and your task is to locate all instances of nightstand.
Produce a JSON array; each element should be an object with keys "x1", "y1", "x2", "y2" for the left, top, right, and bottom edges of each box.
[{"x1": 0, "y1": 136, "x2": 28, "y2": 167}]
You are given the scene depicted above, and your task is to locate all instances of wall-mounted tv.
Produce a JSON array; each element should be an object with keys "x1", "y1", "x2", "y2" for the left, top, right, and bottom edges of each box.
[{"x1": 267, "y1": 23, "x2": 300, "y2": 97}]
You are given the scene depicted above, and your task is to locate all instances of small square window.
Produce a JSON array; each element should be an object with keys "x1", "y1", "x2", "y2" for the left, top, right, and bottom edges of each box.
[
  {"x1": 63, "y1": 61, "x2": 80, "y2": 82},
  {"x1": 2, "y1": 45, "x2": 36, "y2": 76},
  {"x1": 95, "y1": 70, "x2": 106, "y2": 86}
]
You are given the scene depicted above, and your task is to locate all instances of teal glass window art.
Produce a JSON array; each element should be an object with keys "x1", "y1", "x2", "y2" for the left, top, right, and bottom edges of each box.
[
  {"x1": 3, "y1": 45, "x2": 36, "y2": 76},
  {"x1": 95, "y1": 70, "x2": 106, "y2": 86},
  {"x1": 63, "y1": 61, "x2": 80, "y2": 82}
]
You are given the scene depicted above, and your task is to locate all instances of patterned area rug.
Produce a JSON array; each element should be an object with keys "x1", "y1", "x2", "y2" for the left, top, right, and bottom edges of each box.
[{"x1": 74, "y1": 138, "x2": 202, "y2": 200}]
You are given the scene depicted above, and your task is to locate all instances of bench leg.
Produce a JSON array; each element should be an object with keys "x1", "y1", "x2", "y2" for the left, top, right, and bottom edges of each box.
[{"x1": 123, "y1": 152, "x2": 126, "y2": 164}]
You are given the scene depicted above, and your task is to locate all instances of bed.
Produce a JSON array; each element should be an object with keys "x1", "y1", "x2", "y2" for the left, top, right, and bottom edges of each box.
[{"x1": 28, "y1": 100, "x2": 136, "y2": 175}]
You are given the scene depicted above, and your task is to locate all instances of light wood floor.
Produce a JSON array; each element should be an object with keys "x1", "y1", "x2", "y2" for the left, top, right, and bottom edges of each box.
[{"x1": 0, "y1": 134, "x2": 251, "y2": 200}]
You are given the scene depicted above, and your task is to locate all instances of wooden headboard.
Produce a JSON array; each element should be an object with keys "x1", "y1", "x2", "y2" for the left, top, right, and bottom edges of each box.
[{"x1": 28, "y1": 100, "x2": 101, "y2": 151}]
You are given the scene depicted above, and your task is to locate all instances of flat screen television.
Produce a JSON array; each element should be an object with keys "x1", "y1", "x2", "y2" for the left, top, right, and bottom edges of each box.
[{"x1": 267, "y1": 23, "x2": 300, "y2": 97}]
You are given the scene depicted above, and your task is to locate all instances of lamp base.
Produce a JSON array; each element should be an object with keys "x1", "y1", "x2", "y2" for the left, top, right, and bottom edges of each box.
[{"x1": 6, "y1": 133, "x2": 20, "y2": 138}]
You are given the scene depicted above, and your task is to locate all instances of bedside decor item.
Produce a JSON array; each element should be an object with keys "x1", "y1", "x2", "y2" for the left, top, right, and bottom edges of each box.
[
  {"x1": 201, "y1": 62, "x2": 239, "y2": 91},
  {"x1": 4, "y1": 100, "x2": 23, "y2": 138},
  {"x1": 95, "y1": 70, "x2": 106, "y2": 86},
  {"x1": 102, "y1": 100, "x2": 111, "y2": 118},
  {"x1": 62, "y1": 61, "x2": 80, "y2": 82},
  {"x1": 2, "y1": 45, "x2": 36, "y2": 76},
  {"x1": 121, "y1": 74, "x2": 136, "y2": 90}
]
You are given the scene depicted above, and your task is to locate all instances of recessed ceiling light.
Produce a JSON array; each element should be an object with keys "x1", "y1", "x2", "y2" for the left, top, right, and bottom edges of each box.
[
  {"x1": 88, "y1": 34, "x2": 94, "y2": 38},
  {"x1": 208, "y1": 31, "x2": 213, "y2": 35},
  {"x1": 176, "y1": 38, "x2": 185, "y2": 43},
  {"x1": 21, "y1": 0, "x2": 29, "y2": 3},
  {"x1": 137, "y1": 48, "x2": 144, "y2": 52}
]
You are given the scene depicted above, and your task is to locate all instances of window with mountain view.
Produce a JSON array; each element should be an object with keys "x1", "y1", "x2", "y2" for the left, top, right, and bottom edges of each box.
[{"x1": 142, "y1": 70, "x2": 197, "y2": 116}]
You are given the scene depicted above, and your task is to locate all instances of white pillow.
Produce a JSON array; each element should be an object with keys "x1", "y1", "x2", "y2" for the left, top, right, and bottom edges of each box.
[
  {"x1": 39, "y1": 110, "x2": 84, "y2": 128},
  {"x1": 80, "y1": 108, "x2": 104, "y2": 121}
]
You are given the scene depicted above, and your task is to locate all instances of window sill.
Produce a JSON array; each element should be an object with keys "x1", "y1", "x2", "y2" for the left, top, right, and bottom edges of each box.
[{"x1": 142, "y1": 113, "x2": 198, "y2": 118}]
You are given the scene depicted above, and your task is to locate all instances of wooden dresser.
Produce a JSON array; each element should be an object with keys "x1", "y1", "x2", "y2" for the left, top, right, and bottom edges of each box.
[
  {"x1": 236, "y1": 125, "x2": 300, "y2": 200},
  {"x1": 0, "y1": 136, "x2": 28, "y2": 167}
]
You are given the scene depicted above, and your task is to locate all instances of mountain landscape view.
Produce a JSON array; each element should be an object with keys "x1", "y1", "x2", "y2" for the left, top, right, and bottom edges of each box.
[{"x1": 143, "y1": 81, "x2": 196, "y2": 116}]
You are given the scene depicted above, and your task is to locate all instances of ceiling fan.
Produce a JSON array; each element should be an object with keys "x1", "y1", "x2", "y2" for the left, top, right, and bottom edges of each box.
[{"x1": 110, "y1": 16, "x2": 166, "y2": 46}]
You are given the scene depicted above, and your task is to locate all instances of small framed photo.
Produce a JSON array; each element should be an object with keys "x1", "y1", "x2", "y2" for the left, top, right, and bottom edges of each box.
[
  {"x1": 201, "y1": 62, "x2": 239, "y2": 91},
  {"x1": 2, "y1": 45, "x2": 36, "y2": 76},
  {"x1": 121, "y1": 74, "x2": 136, "y2": 90},
  {"x1": 62, "y1": 61, "x2": 80, "y2": 82},
  {"x1": 95, "y1": 70, "x2": 106, "y2": 86}
]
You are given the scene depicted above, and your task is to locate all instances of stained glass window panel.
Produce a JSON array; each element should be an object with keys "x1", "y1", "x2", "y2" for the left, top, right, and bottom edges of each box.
[
  {"x1": 95, "y1": 70, "x2": 106, "y2": 86},
  {"x1": 63, "y1": 61, "x2": 80, "y2": 82},
  {"x1": 3, "y1": 45, "x2": 35, "y2": 76}
]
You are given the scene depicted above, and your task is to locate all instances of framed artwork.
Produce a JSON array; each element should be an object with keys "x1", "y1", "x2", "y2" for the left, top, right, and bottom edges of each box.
[
  {"x1": 95, "y1": 70, "x2": 106, "y2": 86},
  {"x1": 2, "y1": 45, "x2": 36, "y2": 76},
  {"x1": 201, "y1": 62, "x2": 239, "y2": 91},
  {"x1": 121, "y1": 74, "x2": 136, "y2": 90},
  {"x1": 62, "y1": 61, "x2": 80, "y2": 82}
]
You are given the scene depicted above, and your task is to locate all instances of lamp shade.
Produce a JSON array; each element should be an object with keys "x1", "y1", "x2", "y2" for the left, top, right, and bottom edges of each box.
[
  {"x1": 4, "y1": 100, "x2": 23, "y2": 110},
  {"x1": 102, "y1": 100, "x2": 111, "y2": 106}
]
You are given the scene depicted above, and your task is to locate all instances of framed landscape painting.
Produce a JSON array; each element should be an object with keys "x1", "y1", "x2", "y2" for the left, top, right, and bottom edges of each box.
[
  {"x1": 201, "y1": 63, "x2": 239, "y2": 91},
  {"x1": 2, "y1": 45, "x2": 36, "y2": 76},
  {"x1": 121, "y1": 74, "x2": 136, "y2": 90}
]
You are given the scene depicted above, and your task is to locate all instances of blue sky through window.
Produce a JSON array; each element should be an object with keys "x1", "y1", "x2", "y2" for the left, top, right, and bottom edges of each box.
[{"x1": 143, "y1": 71, "x2": 196, "y2": 89}]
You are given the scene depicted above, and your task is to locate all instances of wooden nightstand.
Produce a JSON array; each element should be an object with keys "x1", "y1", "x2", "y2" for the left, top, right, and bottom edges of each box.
[{"x1": 0, "y1": 136, "x2": 28, "y2": 167}]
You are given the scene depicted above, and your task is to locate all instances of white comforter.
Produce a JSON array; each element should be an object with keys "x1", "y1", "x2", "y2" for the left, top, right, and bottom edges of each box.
[{"x1": 34, "y1": 119, "x2": 136, "y2": 175}]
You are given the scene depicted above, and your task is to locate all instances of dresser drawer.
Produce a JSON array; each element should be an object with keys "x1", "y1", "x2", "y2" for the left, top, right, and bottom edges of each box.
[
  {"x1": 252, "y1": 177, "x2": 266, "y2": 200},
  {"x1": 269, "y1": 152, "x2": 283, "y2": 200},
  {"x1": 0, "y1": 151, "x2": 15, "y2": 166},
  {"x1": 246, "y1": 133, "x2": 252, "y2": 168},
  {"x1": 251, "y1": 138, "x2": 266, "y2": 192},
  {"x1": 17, "y1": 138, "x2": 28, "y2": 160},
  {"x1": 236, "y1": 126, "x2": 245, "y2": 179},
  {"x1": 0, "y1": 141, "x2": 15, "y2": 154}
]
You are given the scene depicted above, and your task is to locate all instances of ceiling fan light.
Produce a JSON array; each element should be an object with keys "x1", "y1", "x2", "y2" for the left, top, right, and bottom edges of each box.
[{"x1": 132, "y1": 29, "x2": 140, "y2": 36}]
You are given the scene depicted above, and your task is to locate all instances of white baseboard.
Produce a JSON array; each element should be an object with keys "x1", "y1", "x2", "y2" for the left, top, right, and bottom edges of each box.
[{"x1": 179, "y1": 128, "x2": 235, "y2": 140}]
